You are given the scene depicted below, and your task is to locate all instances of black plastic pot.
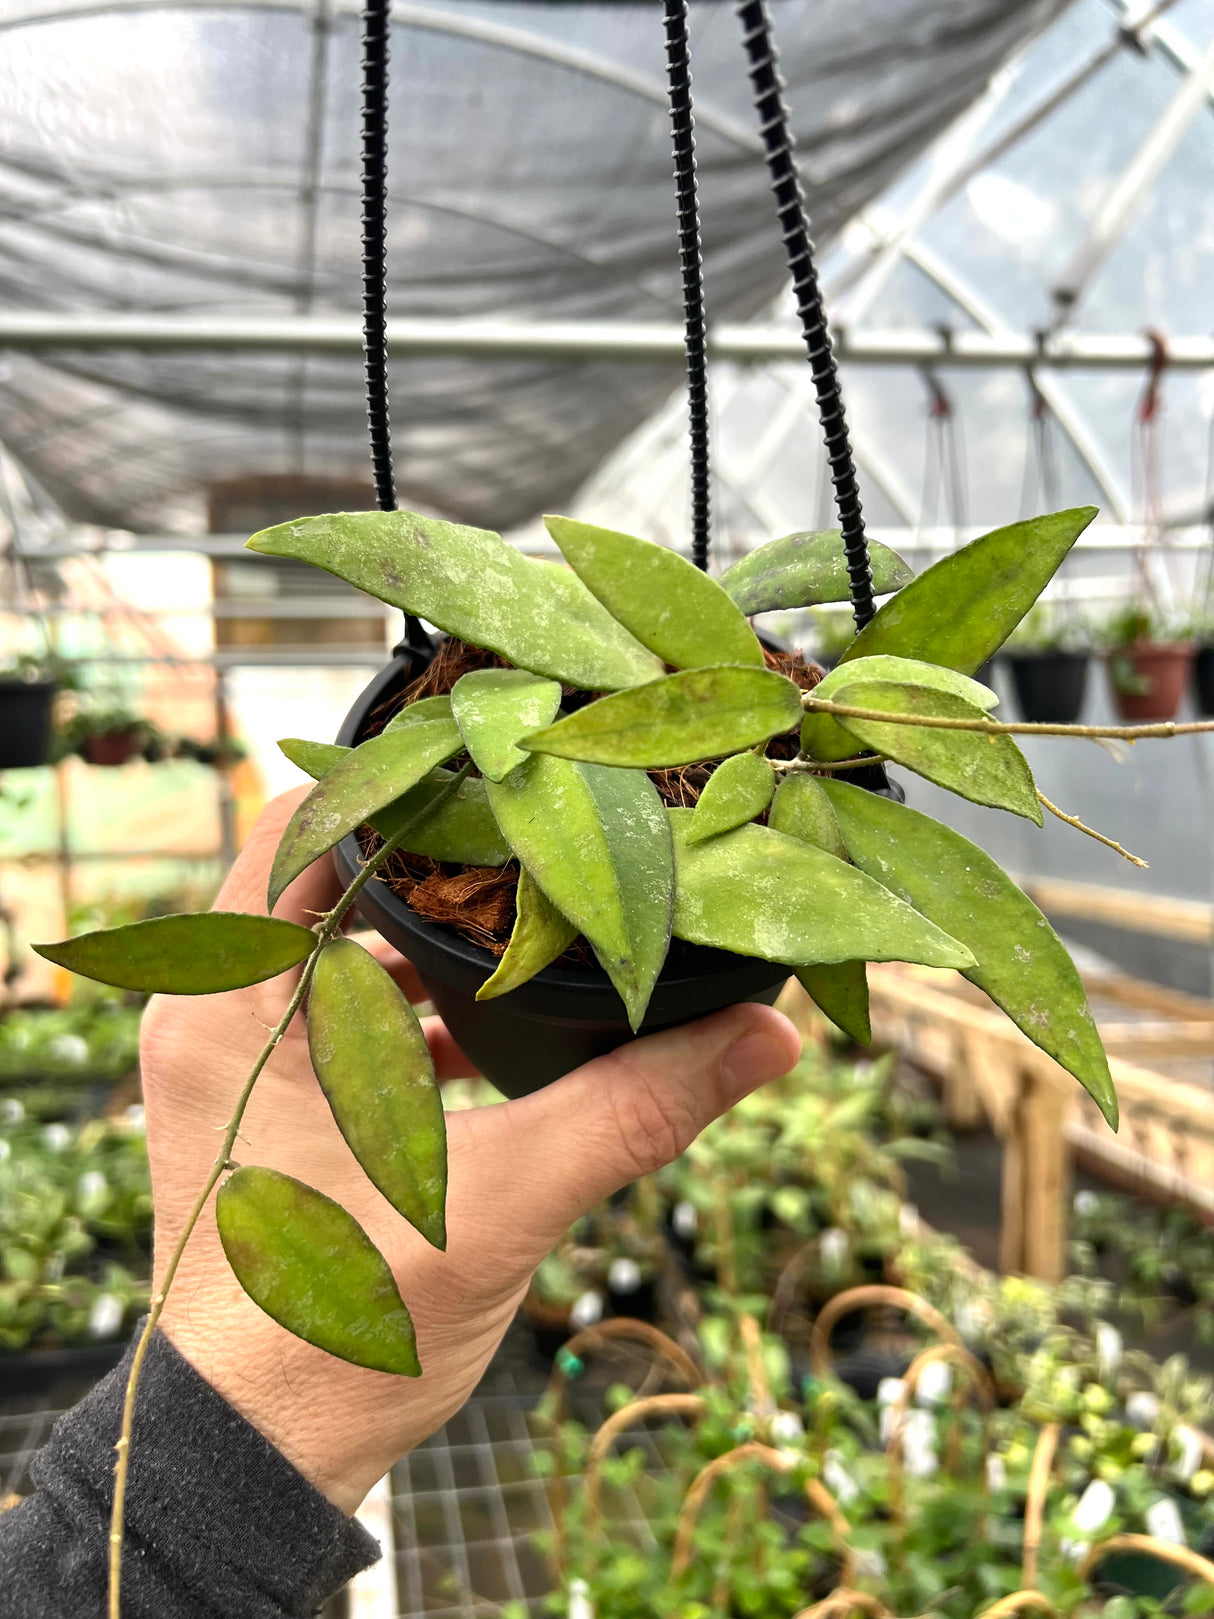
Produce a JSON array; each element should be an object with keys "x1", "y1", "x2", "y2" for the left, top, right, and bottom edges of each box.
[
  {"x1": 0, "y1": 679, "x2": 56, "y2": 770},
  {"x1": 1193, "y1": 643, "x2": 1214, "y2": 717},
  {"x1": 1006, "y1": 650, "x2": 1089, "y2": 724},
  {"x1": 334, "y1": 648, "x2": 788, "y2": 1099}
]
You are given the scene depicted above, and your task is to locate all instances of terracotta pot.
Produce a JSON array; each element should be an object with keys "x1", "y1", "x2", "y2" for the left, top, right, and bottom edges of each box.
[
  {"x1": 82, "y1": 728, "x2": 141, "y2": 767},
  {"x1": 1105, "y1": 641, "x2": 1193, "y2": 723}
]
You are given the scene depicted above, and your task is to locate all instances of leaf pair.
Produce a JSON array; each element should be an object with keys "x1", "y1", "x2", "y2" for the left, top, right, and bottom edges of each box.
[{"x1": 218, "y1": 936, "x2": 448, "y2": 1375}]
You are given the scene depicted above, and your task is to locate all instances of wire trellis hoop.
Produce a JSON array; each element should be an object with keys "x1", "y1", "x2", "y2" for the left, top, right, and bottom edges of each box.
[
  {"x1": 736, "y1": 0, "x2": 876, "y2": 631},
  {"x1": 663, "y1": 0, "x2": 712, "y2": 571}
]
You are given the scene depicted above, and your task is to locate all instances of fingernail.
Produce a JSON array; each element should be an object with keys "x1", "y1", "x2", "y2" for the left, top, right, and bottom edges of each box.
[{"x1": 720, "y1": 1030, "x2": 793, "y2": 1100}]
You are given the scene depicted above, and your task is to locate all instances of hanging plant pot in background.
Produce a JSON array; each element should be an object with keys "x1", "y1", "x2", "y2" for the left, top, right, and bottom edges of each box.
[
  {"x1": 0, "y1": 679, "x2": 56, "y2": 769},
  {"x1": 1006, "y1": 650, "x2": 1089, "y2": 724},
  {"x1": 333, "y1": 652, "x2": 787, "y2": 1101},
  {"x1": 81, "y1": 727, "x2": 142, "y2": 768},
  {"x1": 1192, "y1": 643, "x2": 1214, "y2": 717},
  {"x1": 1106, "y1": 641, "x2": 1193, "y2": 723}
]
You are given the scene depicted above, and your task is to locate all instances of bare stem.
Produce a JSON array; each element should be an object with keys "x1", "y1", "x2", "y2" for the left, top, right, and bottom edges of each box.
[
  {"x1": 1036, "y1": 789, "x2": 1148, "y2": 868},
  {"x1": 107, "y1": 762, "x2": 473, "y2": 1618},
  {"x1": 802, "y1": 694, "x2": 1214, "y2": 742},
  {"x1": 772, "y1": 753, "x2": 885, "y2": 774}
]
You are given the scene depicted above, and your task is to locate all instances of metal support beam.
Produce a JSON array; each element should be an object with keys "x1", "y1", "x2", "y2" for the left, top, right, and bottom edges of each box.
[{"x1": 3, "y1": 312, "x2": 1214, "y2": 370}]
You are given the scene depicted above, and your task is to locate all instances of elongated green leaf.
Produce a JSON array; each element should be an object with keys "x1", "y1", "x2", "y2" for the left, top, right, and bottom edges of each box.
[
  {"x1": 718, "y1": 530, "x2": 913, "y2": 615},
  {"x1": 486, "y1": 755, "x2": 672, "y2": 1029},
  {"x1": 279, "y1": 744, "x2": 510, "y2": 866},
  {"x1": 476, "y1": 866, "x2": 579, "y2": 1001},
  {"x1": 308, "y1": 938, "x2": 446, "y2": 1249},
  {"x1": 451, "y1": 669, "x2": 561, "y2": 782},
  {"x1": 822, "y1": 781, "x2": 1117, "y2": 1128},
  {"x1": 768, "y1": 773, "x2": 848, "y2": 861},
  {"x1": 269, "y1": 715, "x2": 464, "y2": 910},
  {"x1": 247, "y1": 510, "x2": 663, "y2": 691},
  {"x1": 668, "y1": 809, "x2": 973, "y2": 970},
  {"x1": 822, "y1": 680, "x2": 1042, "y2": 822},
  {"x1": 838, "y1": 508, "x2": 1097, "y2": 674},
  {"x1": 545, "y1": 515, "x2": 764, "y2": 669},
  {"x1": 814, "y1": 655, "x2": 997, "y2": 710},
  {"x1": 688, "y1": 752, "x2": 775, "y2": 844},
  {"x1": 523, "y1": 666, "x2": 802, "y2": 769},
  {"x1": 768, "y1": 775, "x2": 869, "y2": 1040},
  {"x1": 796, "y1": 962, "x2": 871, "y2": 1045},
  {"x1": 33, "y1": 914, "x2": 316, "y2": 994},
  {"x1": 216, "y1": 1166, "x2": 420, "y2": 1375},
  {"x1": 383, "y1": 694, "x2": 459, "y2": 732}
]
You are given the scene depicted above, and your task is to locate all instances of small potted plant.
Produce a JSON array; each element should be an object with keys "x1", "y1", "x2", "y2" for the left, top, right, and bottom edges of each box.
[
  {"x1": 1102, "y1": 605, "x2": 1194, "y2": 723},
  {"x1": 0, "y1": 656, "x2": 63, "y2": 771},
  {"x1": 60, "y1": 706, "x2": 155, "y2": 768},
  {"x1": 175, "y1": 735, "x2": 249, "y2": 769},
  {"x1": 1004, "y1": 603, "x2": 1092, "y2": 724}
]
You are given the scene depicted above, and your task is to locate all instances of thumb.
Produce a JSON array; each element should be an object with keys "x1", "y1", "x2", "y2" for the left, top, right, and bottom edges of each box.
[{"x1": 471, "y1": 1001, "x2": 800, "y2": 1255}]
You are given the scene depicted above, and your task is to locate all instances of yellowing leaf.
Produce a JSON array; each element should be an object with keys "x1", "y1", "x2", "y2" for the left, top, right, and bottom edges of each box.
[
  {"x1": 545, "y1": 515, "x2": 764, "y2": 669},
  {"x1": 669, "y1": 809, "x2": 973, "y2": 969},
  {"x1": 486, "y1": 755, "x2": 672, "y2": 1029},
  {"x1": 451, "y1": 669, "x2": 561, "y2": 782},
  {"x1": 33, "y1": 914, "x2": 316, "y2": 994},
  {"x1": 247, "y1": 510, "x2": 663, "y2": 691},
  {"x1": 687, "y1": 752, "x2": 775, "y2": 844},
  {"x1": 268, "y1": 711, "x2": 464, "y2": 910},
  {"x1": 308, "y1": 939, "x2": 447, "y2": 1249},
  {"x1": 216, "y1": 1166, "x2": 420, "y2": 1375},
  {"x1": 523, "y1": 666, "x2": 803, "y2": 769},
  {"x1": 823, "y1": 680, "x2": 1042, "y2": 822},
  {"x1": 838, "y1": 507, "x2": 1097, "y2": 674},
  {"x1": 476, "y1": 866, "x2": 579, "y2": 1001},
  {"x1": 718, "y1": 529, "x2": 913, "y2": 615},
  {"x1": 823, "y1": 781, "x2": 1117, "y2": 1128}
]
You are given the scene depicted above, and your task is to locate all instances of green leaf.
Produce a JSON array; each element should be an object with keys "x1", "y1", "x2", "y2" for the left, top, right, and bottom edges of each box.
[
  {"x1": 668, "y1": 809, "x2": 974, "y2": 970},
  {"x1": 796, "y1": 963, "x2": 871, "y2": 1045},
  {"x1": 476, "y1": 866, "x2": 579, "y2": 1001},
  {"x1": 522, "y1": 666, "x2": 803, "y2": 769},
  {"x1": 486, "y1": 755, "x2": 672, "y2": 1029},
  {"x1": 307, "y1": 938, "x2": 447, "y2": 1249},
  {"x1": 838, "y1": 507, "x2": 1097, "y2": 674},
  {"x1": 33, "y1": 914, "x2": 316, "y2": 994},
  {"x1": 279, "y1": 744, "x2": 510, "y2": 866},
  {"x1": 545, "y1": 515, "x2": 765, "y2": 669},
  {"x1": 451, "y1": 669, "x2": 561, "y2": 782},
  {"x1": 768, "y1": 775, "x2": 871, "y2": 1043},
  {"x1": 814, "y1": 655, "x2": 997, "y2": 709},
  {"x1": 268, "y1": 710, "x2": 464, "y2": 911},
  {"x1": 718, "y1": 529, "x2": 913, "y2": 615},
  {"x1": 821, "y1": 680, "x2": 1042, "y2": 822},
  {"x1": 768, "y1": 773, "x2": 848, "y2": 860},
  {"x1": 246, "y1": 510, "x2": 663, "y2": 691},
  {"x1": 216, "y1": 1166, "x2": 420, "y2": 1375},
  {"x1": 822, "y1": 781, "x2": 1117, "y2": 1128},
  {"x1": 687, "y1": 752, "x2": 775, "y2": 843}
]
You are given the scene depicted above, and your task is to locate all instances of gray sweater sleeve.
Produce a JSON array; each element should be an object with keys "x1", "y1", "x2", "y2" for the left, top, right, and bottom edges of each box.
[{"x1": 0, "y1": 1328, "x2": 380, "y2": 1617}]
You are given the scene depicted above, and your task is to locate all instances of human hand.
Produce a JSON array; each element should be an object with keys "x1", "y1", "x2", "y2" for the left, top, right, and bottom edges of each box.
[{"x1": 144, "y1": 789, "x2": 800, "y2": 1514}]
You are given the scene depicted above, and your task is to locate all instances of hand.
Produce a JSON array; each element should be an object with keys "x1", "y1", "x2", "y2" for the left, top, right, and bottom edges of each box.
[{"x1": 143, "y1": 790, "x2": 800, "y2": 1514}]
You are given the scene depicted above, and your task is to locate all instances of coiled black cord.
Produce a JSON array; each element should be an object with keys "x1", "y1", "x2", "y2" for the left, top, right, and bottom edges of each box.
[
  {"x1": 736, "y1": 0, "x2": 876, "y2": 630},
  {"x1": 663, "y1": 0, "x2": 711, "y2": 571},
  {"x1": 361, "y1": 0, "x2": 429, "y2": 652}
]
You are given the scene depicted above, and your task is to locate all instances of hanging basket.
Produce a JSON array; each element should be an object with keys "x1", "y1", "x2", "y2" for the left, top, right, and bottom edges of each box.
[
  {"x1": 0, "y1": 678, "x2": 56, "y2": 770},
  {"x1": 333, "y1": 648, "x2": 786, "y2": 1099},
  {"x1": 1005, "y1": 650, "x2": 1089, "y2": 725},
  {"x1": 1105, "y1": 640, "x2": 1194, "y2": 722}
]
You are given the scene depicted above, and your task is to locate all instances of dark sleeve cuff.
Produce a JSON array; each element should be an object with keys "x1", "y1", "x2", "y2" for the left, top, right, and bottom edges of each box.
[{"x1": 0, "y1": 1324, "x2": 380, "y2": 1619}]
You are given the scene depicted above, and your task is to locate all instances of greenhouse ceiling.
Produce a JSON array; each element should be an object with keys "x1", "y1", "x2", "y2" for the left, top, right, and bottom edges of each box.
[{"x1": 0, "y1": 0, "x2": 1076, "y2": 534}]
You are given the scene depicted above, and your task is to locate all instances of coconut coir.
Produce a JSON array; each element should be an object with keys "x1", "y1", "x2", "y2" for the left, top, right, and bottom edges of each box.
[{"x1": 356, "y1": 638, "x2": 822, "y2": 956}]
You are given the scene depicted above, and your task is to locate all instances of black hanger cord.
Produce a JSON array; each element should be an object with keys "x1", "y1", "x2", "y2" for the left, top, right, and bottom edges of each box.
[
  {"x1": 736, "y1": 0, "x2": 876, "y2": 630},
  {"x1": 664, "y1": 0, "x2": 712, "y2": 571}
]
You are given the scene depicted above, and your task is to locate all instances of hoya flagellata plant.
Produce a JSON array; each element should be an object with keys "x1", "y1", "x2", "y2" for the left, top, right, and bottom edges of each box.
[{"x1": 36, "y1": 499, "x2": 1214, "y2": 1608}]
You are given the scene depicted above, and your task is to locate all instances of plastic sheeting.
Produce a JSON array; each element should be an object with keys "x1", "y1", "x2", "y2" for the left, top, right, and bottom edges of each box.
[{"x1": 0, "y1": 0, "x2": 1069, "y2": 532}]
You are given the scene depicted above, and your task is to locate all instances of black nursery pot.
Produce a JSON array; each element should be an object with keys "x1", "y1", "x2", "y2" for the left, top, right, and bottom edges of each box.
[
  {"x1": 0, "y1": 679, "x2": 56, "y2": 769},
  {"x1": 1193, "y1": 643, "x2": 1214, "y2": 718},
  {"x1": 335, "y1": 649, "x2": 788, "y2": 1100},
  {"x1": 1006, "y1": 649, "x2": 1089, "y2": 725}
]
